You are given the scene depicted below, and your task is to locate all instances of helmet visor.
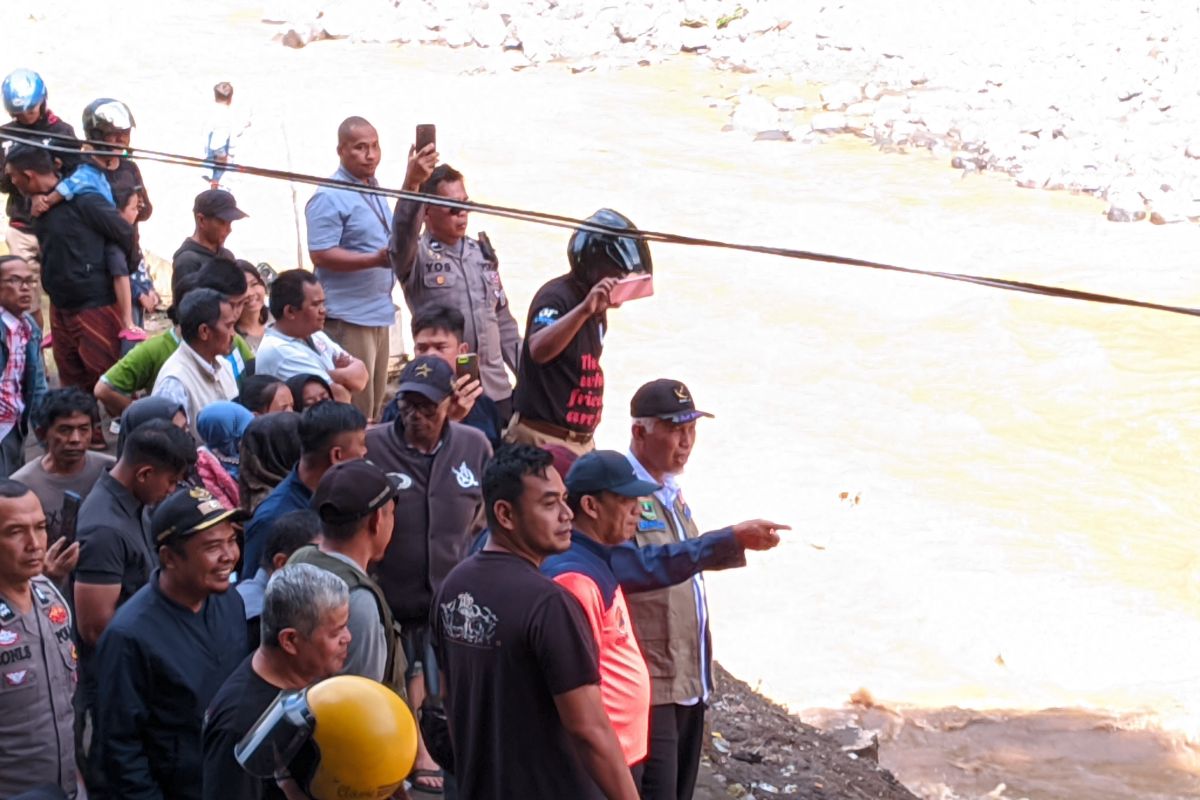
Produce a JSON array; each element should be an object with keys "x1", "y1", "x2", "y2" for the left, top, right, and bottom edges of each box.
[{"x1": 235, "y1": 689, "x2": 315, "y2": 779}]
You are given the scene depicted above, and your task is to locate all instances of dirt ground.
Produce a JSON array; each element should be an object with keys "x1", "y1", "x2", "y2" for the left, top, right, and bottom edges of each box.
[{"x1": 696, "y1": 664, "x2": 917, "y2": 800}]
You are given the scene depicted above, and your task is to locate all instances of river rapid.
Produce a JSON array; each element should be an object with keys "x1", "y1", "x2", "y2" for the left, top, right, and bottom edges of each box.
[{"x1": 8, "y1": 3, "x2": 1200, "y2": 798}]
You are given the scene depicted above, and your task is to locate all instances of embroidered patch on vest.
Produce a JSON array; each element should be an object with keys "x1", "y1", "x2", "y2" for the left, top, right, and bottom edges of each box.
[
  {"x1": 46, "y1": 605, "x2": 68, "y2": 626},
  {"x1": 0, "y1": 630, "x2": 18, "y2": 647},
  {"x1": 639, "y1": 500, "x2": 658, "y2": 521}
]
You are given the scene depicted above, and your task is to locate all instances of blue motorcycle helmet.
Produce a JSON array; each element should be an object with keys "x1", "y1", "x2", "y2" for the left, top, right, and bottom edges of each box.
[{"x1": 2, "y1": 69, "x2": 47, "y2": 117}]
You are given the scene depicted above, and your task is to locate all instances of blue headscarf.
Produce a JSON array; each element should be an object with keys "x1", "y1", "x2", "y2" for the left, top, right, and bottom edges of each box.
[{"x1": 197, "y1": 401, "x2": 253, "y2": 479}]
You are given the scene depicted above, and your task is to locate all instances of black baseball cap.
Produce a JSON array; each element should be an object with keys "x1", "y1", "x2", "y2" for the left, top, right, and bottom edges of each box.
[
  {"x1": 311, "y1": 459, "x2": 403, "y2": 524},
  {"x1": 629, "y1": 379, "x2": 714, "y2": 424},
  {"x1": 396, "y1": 356, "x2": 454, "y2": 403},
  {"x1": 193, "y1": 189, "x2": 248, "y2": 221},
  {"x1": 152, "y1": 486, "x2": 249, "y2": 544},
  {"x1": 565, "y1": 450, "x2": 661, "y2": 498}
]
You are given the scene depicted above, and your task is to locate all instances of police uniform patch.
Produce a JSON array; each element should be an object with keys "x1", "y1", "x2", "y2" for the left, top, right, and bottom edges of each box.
[
  {"x1": 47, "y1": 605, "x2": 68, "y2": 626},
  {"x1": 4, "y1": 670, "x2": 29, "y2": 686},
  {"x1": 637, "y1": 518, "x2": 667, "y2": 532},
  {"x1": 31, "y1": 583, "x2": 49, "y2": 605},
  {"x1": 639, "y1": 500, "x2": 658, "y2": 521},
  {"x1": 0, "y1": 630, "x2": 18, "y2": 647},
  {"x1": 0, "y1": 601, "x2": 13, "y2": 624}
]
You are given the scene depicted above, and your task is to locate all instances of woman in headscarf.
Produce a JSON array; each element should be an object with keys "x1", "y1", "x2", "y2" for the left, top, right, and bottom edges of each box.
[
  {"x1": 115, "y1": 396, "x2": 188, "y2": 458},
  {"x1": 197, "y1": 400, "x2": 253, "y2": 482},
  {"x1": 238, "y1": 411, "x2": 302, "y2": 514},
  {"x1": 116, "y1": 396, "x2": 239, "y2": 509},
  {"x1": 285, "y1": 373, "x2": 333, "y2": 410},
  {"x1": 237, "y1": 374, "x2": 293, "y2": 415}
]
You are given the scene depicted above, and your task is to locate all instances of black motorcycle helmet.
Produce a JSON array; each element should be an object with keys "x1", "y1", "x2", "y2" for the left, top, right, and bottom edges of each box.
[
  {"x1": 82, "y1": 97, "x2": 135, "y2": 142},
  {"x1": 567, "y1": 208, "x2": 652, "y2": 287}
]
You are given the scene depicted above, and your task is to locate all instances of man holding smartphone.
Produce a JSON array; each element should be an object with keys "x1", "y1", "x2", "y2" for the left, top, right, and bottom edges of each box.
[
  {"x1": 507, "y1": 209, "x2": 651, "y2": 455},
  {"x1": 391, "y1": 137, "x2": 523, "y2": 422}
]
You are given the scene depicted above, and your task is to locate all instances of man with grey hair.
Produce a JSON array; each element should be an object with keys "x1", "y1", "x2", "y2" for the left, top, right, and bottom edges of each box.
[{"x1": 201, "y1": 563, "x2": 351, "y2": 800}]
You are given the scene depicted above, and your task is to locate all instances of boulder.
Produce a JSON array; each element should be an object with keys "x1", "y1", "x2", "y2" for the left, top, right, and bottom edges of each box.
[
  {"x1": 1106, "y1": 192, "x2": 1147, "y2": 222},
  {"x1": 811, "y1": 112, "x2": 848, "y2": 132},
  {"x1": 731, "y1": 93, "x2": 783, "y2": 136},
  {"x1": 820, "y1": 81, "x2": 862, "y2": 111}
]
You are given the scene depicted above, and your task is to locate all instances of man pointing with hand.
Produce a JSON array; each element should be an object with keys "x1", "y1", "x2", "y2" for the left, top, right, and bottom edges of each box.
[{"x1": 623, "y1": 378, "x2": 789, "y2": 800}]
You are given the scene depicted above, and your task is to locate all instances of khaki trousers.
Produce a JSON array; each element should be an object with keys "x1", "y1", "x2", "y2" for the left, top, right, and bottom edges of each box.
[
  {"x1": 324, "y1": 317, "x2": 389, "y2": 420},
  {"x1": 502, "y1": 414, "x2": 595, "y2": 458}
]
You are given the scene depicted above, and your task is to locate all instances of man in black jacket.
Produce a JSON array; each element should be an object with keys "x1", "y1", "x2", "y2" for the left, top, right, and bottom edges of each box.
[
  {"x1": 0, "y1": 69, "x2": 80, "y2": 330},
  {"x1": 3, "y1": 144, "x2": 132, "y2": 391},
  {"x1": 91, "y1": 485, "x2": 248, "y2": 800},
  {"x1": 365, "y1": 354, "x2": 490, "y2": 791}
]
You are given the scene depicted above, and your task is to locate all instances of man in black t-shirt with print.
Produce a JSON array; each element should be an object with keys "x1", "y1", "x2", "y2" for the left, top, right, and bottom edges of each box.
[
  {"x1": 432, "y1": 445, "x2": 638, "y2": 800},
  {"x1": 202, "y1": 563, "x2": 351, "y2": 800},
  {"x1": 508, "y1": 209, "x2": 651, "y2": 455}
]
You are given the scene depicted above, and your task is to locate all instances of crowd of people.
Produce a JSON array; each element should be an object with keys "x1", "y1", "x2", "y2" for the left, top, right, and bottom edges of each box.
[{"x1": 0, "y1": 67, "x2": 789, "y2": 800}]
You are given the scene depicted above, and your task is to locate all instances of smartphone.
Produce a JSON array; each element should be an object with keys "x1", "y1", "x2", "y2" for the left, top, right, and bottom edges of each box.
[
  {"x1": 456, "y1": 353, "x2": 480, "y2": 383},
  {"x1": 415, "y1": 124, "x2": 437, "y2": 152},
  {"x1": 607, "y1": 273, "x2": 655, "y2": 304},
  {"x1": 59, "y1": 491, "x2": 82, "y2": 545}
]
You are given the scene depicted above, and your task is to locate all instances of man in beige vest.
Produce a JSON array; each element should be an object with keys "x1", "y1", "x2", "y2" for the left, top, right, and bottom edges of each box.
[
  {"x1": 623, "y1": 378, "x2": 788, "y2": 800},
  {"x1": 152, "y1": 288, "x2": 238, "y2": 441}
]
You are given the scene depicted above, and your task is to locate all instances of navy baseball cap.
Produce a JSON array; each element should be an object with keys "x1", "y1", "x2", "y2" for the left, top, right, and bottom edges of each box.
[
  {"x1": 630, "y1": 379, "x2": 713, "y2": 424},
  {"x1": 396, "y1": 356, "x2": 454, "y2": 403},
  {"x1": 311, "y1": 459, "x2": 403, "y2": 524},
  {"x1": 565, "y1": 450, "x2": 661, "y2": 498},
  {"x1": 152, "y1": 486, "x2": 249, "y2": 544}
]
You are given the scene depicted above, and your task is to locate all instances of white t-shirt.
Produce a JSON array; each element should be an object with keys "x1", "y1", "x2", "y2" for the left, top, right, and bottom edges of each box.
[{"x1": 254, "y1": 327, "x2": 347, "y2": 382}]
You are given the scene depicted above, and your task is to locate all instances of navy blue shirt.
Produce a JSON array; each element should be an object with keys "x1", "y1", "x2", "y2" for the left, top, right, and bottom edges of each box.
[
  {"x1": 92, "y1": 571, "x2": 248, "y2": 800},
  {"x1": 241, "y1": 468, "x2": 312, "y2": 575}
]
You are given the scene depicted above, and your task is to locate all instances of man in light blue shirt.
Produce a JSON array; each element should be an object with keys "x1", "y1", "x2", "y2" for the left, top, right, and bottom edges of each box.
[{"x1": 304, "y1": 116, "x2": 395, "y2": 420}]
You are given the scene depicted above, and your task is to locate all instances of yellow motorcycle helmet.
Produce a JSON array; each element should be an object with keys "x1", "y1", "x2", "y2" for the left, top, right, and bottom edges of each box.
[{"x1": 237, "y1": 675, "x2": 418, "y2": 799}]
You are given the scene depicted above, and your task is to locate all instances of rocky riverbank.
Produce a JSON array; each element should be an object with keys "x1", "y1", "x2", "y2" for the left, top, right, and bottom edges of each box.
[
  {"x1": 699, "y1": 663, "x2": 918, "y2": 800},
  {"x1": 275, "y1": 0, "x2": 1200, "y2": 225}
]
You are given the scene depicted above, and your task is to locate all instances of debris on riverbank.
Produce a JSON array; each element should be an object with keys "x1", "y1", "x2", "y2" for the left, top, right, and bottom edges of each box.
[
  {"x1": 698, "y1": 663, "x2": 919, "y2": 800},
  {"x1": 276, "y1": 1, "x2": 1200, "y2": 225}
]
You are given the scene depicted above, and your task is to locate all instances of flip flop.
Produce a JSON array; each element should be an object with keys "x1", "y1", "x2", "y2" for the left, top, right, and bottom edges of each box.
[{"x1": 410, "y1": 768, "x2": 444, "y2": 795}]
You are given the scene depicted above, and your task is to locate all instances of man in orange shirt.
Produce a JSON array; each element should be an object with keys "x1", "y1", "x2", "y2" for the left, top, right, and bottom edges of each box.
[{"x1": 540, "y1": 450, "x2": 662, "y2": 772}]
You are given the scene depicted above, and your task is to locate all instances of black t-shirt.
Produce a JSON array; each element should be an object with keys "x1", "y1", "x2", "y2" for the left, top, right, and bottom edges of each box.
[
  {"x1": 513, "y1": 274, "x2": 606, "y2": 433},
  {"x1": 201, "y1": 655, "x2": 285, "y2": 800},
  {"x1": 432, "y1": 550, "x2": 602, "y2": 800}
]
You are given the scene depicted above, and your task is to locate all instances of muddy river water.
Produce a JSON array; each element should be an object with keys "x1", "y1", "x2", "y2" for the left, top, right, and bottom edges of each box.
[{"x1": 8, "y1": 3, "x2": 1200, "y2": 797}]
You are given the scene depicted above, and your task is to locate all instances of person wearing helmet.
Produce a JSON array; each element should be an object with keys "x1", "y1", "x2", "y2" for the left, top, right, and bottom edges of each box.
[
  {"x1": 0, "y1": 68, "x2": 81, "y2": 330},
  {"x1": 235, "y1": 675, "x2": 417, "y2": 800},
  {"x1": 33, "y1": 98, "x2": 153, "y2": 226},
  {"x1": 201, "y1": 563, "x2": 351, "y2": 800},
  {"x1": 507, "y1": 209, "x2": 652, "y2": 455}
]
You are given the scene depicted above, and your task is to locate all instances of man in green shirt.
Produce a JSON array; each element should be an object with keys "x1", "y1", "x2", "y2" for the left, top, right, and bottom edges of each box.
[{"x1": 95, "y1": 260, "x2": 254, "y2": 417}]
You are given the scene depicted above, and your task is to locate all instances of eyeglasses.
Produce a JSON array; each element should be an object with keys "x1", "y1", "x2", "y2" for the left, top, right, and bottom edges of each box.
[{"x1": 1, "y1": 276, "x2": 36, "y2": 288}]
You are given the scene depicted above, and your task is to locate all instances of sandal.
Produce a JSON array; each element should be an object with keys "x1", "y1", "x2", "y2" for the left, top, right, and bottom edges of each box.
[{"x1": 410, "y1": 768, "x2": 444, "y2": 795}]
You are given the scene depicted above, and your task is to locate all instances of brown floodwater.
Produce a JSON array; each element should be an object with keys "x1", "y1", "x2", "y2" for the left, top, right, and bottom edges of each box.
[{"x1": 8, "y1": 3, "x2": 1200, "y2": 797}]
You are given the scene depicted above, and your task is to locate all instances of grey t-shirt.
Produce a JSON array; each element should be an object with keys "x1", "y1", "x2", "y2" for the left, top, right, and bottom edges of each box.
[
  {"x1": 325, "y1": 551, "x2": 388, "y2": 682},
  {"x1": 12, "y1": 452, "x2": 115, "y2": 539}
]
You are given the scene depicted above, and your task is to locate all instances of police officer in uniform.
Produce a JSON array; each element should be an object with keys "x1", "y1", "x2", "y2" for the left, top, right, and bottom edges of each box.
[
  {"x1": 391, "y1": 149, "x2": 522, "y2": 420},
  {"x1": 0, "y1": 480, "x2": 78, "y2": 799}
]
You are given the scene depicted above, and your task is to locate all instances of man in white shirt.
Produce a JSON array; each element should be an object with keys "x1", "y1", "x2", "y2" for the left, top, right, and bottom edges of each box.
[
  {"x1": 152, "y1": 288, "x2": 238, "y2": 440},
  {"x1": 255, "y1": 269, "x2": 368, "y2": 406}
]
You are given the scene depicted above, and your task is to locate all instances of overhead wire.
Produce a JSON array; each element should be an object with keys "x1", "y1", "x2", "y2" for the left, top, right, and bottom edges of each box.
[{"x1": 3, "y1": 128, "x2": 1199, "y2": 320}]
